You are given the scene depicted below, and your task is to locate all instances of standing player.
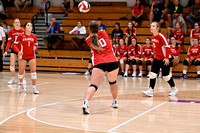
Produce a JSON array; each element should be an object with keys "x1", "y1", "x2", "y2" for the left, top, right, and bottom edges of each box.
[
  {"x1": 82, "y1": 21, "x2": 119, "y2": 114},
  {"x1": 12, "y1": 22, "x2": 39, "y2": 94},
  {"x1": 3, "y1": 18, "x2": 26, "y2": 84},
  {"x1": 141, "y1": 22, "x2": 178, "y2": 97},
  {"x1": 139, "y1": 37, "x2": 154, "y2": 77}
]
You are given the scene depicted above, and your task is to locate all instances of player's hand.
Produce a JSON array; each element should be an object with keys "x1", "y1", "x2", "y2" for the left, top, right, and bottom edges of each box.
[
  {"x1": 163, "y1": 58, "x2": 169, "y2": 66},
  {"x1": 3, "y1": 52, "x2": 7, "y2": 58},
  {"x1": 34, "y1": 46, "x2": 36, "y2": 50}
]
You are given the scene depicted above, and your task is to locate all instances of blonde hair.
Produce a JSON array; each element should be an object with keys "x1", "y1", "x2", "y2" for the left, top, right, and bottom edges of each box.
[{"x1": 151, "y1": 21, "x2": 161, "y2": 32}]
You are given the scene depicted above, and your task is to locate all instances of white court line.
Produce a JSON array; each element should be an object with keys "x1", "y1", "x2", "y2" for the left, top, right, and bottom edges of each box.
[{"x1": 107, "y1": 102, "x2": 167, "y2": 132}]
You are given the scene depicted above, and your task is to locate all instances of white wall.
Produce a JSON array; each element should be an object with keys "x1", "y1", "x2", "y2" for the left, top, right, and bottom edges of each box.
[{"x1": 33, "y1": 0, "x2": 136, "y2": 7}]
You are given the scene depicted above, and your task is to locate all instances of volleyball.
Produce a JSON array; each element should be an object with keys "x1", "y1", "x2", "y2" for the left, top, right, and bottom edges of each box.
[{"x1": 78, "y1": 1, "x2": 90, "y2": 13}]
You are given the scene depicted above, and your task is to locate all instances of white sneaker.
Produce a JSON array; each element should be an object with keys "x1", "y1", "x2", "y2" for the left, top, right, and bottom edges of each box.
[
  {"x1": 169, "y1": 73, "x2": 172, "y2": 77},
  {"x1": 21, "y1": 85, "x2": 27, "y2": 93},
  {"x1": 138, "y1": 72, "x2": 143, "y2": 77},
  {"x1": 84, "y1": 71, "x2": 90, "y2": 76},
  {"x1": 132, "y1": 72, "x2": 136, "y2": 77},
  {"x1": 158, "y1": 72, "x2": 162, "y2": 78},
  {"x1": 169, "y1": 87, "x2": 178, "y2": 96},
  {"x1": 82, "y1": 100, "x2": 90, "y2": 114},
  {"x1": 141, "y1": 88, "x2": 154, "y2": 97},
  {"x1": 111, "y1": 99, "x2": 118, "y2": 108},
  {"x1": 7, "y1": 78, "x2": 16, "y2": 84},
  {"x1": 33, "y1": 88, "x2": 39, "y2": 94},
  {"x1": 23, "y1": 78, "x2": 27, "y2": 85},
  {"x1": 147, "y1": 73, "x2": 150, "y2": 77},
  {"x1": 124, "y1": 72, "x2": 128, "y2": 77}
]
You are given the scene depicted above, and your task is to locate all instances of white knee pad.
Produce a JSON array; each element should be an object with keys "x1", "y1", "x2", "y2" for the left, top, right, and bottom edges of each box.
[
  {"x1": 18, "y1": 74, "x2": 23, "y2": 79},
  {"x1": 163, "y1": 75, "x2": 171, "y2": 81},
  {"x1": 10, "y1": 66, "x2": 15, "y2": 72},
  {"x1": 120, "y1": 59, "x2": 124, "y2": 64},
  {"x1": 31, "y1": 72, "x2": 37, "y2": 79},
  {"x1": 149, "y1": 72, "x2": 157, "y2": 79}
]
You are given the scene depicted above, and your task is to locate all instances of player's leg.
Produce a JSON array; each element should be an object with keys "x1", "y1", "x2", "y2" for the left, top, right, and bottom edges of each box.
[
  {"x1": 8, "y1": 53, "x2": 17, "y2": 84},
  {"x1": 137, "y1": 58, "x2": 143, "y2": 77},
  {"x1": 124, "y1": 59, "x2": 131, "y2": 77},
  {"x1": 182, "y1": 58, "x2": 190, "y2": 79},
  {"x1": 131, "y1": 59, "x2": 137, "y2": 77},
  {"x1": 18, "y1": 59, "x2": 27, "y2": 92},
  {"x1": 29, "y1": 59, "x2": 39, "y2": 94},
  {"x1": 119, "y1": 57, "x2": 127, "y2": 76},
  {"x1": 195, "y1": 59, "x2": 200, "y2": 79}
]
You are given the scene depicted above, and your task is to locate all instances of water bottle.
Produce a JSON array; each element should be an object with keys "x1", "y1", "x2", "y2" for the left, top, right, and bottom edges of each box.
[{"x1": 50, "y1": 27, "x2": 54, "y2": 33}]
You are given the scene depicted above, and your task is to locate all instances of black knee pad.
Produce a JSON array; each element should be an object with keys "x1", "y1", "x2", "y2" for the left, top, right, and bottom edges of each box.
[
  {"x1": 195, "y1": 60, "x2": 200, "y2": 66},
  {"x1": 146, "y1": 60, "x2": 151, "y2": 66},
  {"x1": 109, "y1": 80, "x2": 117, "y2": 85},
  {"x1": 131, "y1": 59, "x2": 136, "y2": 65},
  {"x1": 90, "y1": 84, "x2": 98, "y2": 91},
  {"x1": 126, "y1": 59, "x2": 131, "y2": 65},
  {"x1": 89, "y1": 59, "x2": 92, "y2": 63},
  {"x1": 183, "y1": 60, "x2": 188, "y2": 66},
  {"x1": 169, "y1": 61, "x2": 173, "y2": 67},
  {"x1": 138, "y1": 60, "x2": 142, "y2": 66}
]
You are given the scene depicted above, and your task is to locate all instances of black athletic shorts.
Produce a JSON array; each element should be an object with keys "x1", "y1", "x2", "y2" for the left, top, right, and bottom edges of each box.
[
  {"x1": 11, "y1": 49, "x2": 18, "y2": 55},
  {"x1": 93, "y1": 62, "x2": 119, "y2": 72},
  {"x1": 151, "y1": 59, "x2": 170, "y2": 76},
  {"x1": 22, "y1": 58, "x2": 35, "y2": 62}
]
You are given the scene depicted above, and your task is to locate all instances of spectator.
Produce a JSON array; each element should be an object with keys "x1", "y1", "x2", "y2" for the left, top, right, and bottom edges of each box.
[
  {"x1": 97, "y1": 17, "x2": 106, "y2": 31},
  {"x1": 186, "y1": 0, "x2": 200, "y2": 26},
  {"x1": 169, "y1": 36, "x2": 181, "y2": 77},
  {"x1": 0, "y1": 1, "x2": 6, "y2": 20},
  {"x1": 124, "y1": 37, "x2": 142, "y2": 77},
  {"x1": 111, "y1": 22, "x2": 123, "y2": 45},
  {"x1": 69, "y1": 20, "x2": 86, "y2": 50},
  {"x1": 139, "y1": 37, "x2": 154, "y2": 77},
  {"x1": 43, "y1": 18, "x2": 63, "y2": 49},
  {"x1": 168, "y1": 0, "x2": 183, "y2": 27},
  {"x1": 125, "y1": 22, "x2": 136, "y2": 45},
  {"x1": 131, "y1": 0, "x2": 144, "y2": 27},
  {"x1": 168, "y1": 22, "x2": 184, "y2": 45},
  {"x1": 0, "y1": 24, "x2": 5, "y2": 72},
  {"x1": 1, "y1": 0, "x2": 15, "y2": 11},
  {"x1": 182, "y1": 38, "x2": 200, "y2": 79},
  {"x1": 60, "y1": 0, "x2": 74, "y2": 17},
  {"x1": 116, "y1": 39, "x2": 128, "y2": 76},
  {"x1": 14, "y1": 0, "x2": 30, "y2": 12},
  {"x1": 190, "y1": 23, "x2": 200, "y2": 45},
  {"x1": 149, "y1": 0, "x2": 166, "y2": 27},
  {"x1": 39, "y1": 0, "x2": 49, "y2": 14},
  {"x1": 0, "y1": 21, "x2": 11, "y2": 40}
]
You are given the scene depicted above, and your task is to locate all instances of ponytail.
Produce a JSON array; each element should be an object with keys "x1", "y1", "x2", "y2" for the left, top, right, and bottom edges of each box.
[{"x1": 91, "y1": 33, "x2": 102, "y2": 52}]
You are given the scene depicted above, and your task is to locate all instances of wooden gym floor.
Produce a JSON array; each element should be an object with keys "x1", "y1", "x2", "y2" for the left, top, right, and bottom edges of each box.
[{"x1": 0, "y1": 71, "x2": 200, "y2": 133}]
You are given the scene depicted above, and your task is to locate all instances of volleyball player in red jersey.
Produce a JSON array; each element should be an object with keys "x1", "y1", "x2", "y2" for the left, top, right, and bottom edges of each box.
[
  {"x1": 117, "y1": 39, "x2": 128, "y2": 76},
  {"x1": 82, "y1": 21, "x2": 119, "y2": 114},
  {"x1": 173, "y1": 23, "x2": 184, "y2": 45},
  {"x1": 169, "y1": 37, "x2": 181, "y2": 77},
  {"x1": 182, "y1": 38, "x2": 200, "y2": 79},
  {"x1": 141, "y1": 22, "x2": 178, "y2": 97},
  {"x1": 3, "y1": 19, "x2": 26, "y2": 84},
  {"x1": 139, "y1": 37, "x2": 154, "y2": 77},
  {"x1": 12, "y1": 22, "x2": 39, "y2": 94},
  {"x1": 190, "y1": 23, "x2": 200, "y2": 45},
  {"x1": 124, "y1": 37, "x2": 142, "y2": 77},
  {"x1": 125, "y1": 22, "x2": 136, "y2": 45}
]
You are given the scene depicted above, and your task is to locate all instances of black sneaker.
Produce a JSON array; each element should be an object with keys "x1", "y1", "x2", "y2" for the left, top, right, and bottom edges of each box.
[
  {"x1": 181, "y1": 74, "x2": 187, "y2": 79},
  {"x1": 121, "y1": 72, "x2": 124, "y2": 76}
]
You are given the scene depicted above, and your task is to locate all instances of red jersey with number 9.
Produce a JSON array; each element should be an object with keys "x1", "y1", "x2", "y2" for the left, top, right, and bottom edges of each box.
[
  {"x1": 13, "y1": 33, "x2": 38, "y2": 59},
  {"x1": 5, "y1": 28, "x2": 25, "y2": 52},
  {"x1": 86, "y1": 30, "x2": 117, "y2": 66}
]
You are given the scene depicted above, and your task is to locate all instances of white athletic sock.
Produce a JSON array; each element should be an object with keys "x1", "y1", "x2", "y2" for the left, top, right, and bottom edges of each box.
[
  {"x1": 197, "y1": 71, "x2": 200, "y2": 75},
  {"x1": 183, "y1": 70, "x2": 187, "y2": 74},
  {"x1": 140, "y1": 70, "x2": 142, "y2": 73},
  {"x1": 32, "y1": 85, "x2": 36, "y2": 89}
]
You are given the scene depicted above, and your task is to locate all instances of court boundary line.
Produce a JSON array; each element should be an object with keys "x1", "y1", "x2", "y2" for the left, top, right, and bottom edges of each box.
[{"x1": 107, "y1": 101, "x2": 167, "y2": 132}]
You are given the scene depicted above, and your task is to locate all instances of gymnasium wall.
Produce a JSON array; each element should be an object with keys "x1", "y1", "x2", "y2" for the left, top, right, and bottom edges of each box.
[{"x1": 33, "y1": 0, "x2": 136, "y2": 7}]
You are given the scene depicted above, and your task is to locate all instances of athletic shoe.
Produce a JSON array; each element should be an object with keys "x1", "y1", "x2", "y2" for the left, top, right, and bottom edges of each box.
[
  {"x1": 120, "y1": 72, "x2": 124, "y2": 76},
  {"x1": 169, "y1": 73, "x2": 172, "y2": 77},
  {"x1": 131, "y1": 72, "x2": 136, "y2": 77},
  {"x1": 33, "y1": 88, "x2": 39, "y2": 94},
  {"x1": 124, "y1": 72, "x2": 128, "y2": 77},
  {"x1": 84, "y1": 71, "x2": 90, "y2": 76},
  {"x1": 158, "y1": 72, "x2": 162, "y2": 78},
  {"x1": 7, "y1": 78, "x2": 16, "y2": 84},
  {"x1": 138, "y1": 72, "x2": 142, "y2": 77},
  {"x1": 169, "y1": 87, "x2": 178, "y2": 96},
  {"x1": 21, "y1": 85, "x2": 27, "y2": 93},
  {"x1": 146, "y1": 73, "x2": 150, "y2": 77},
  {"x1": 181, "y1": 74, "x2": 187, "y2": 79},
  {"x1": 82, "y1": 100, "x2": 90, "y2": 114},
  {"x1": 141, "y1": 88, "x2": 154, "y2": 97},
  {"x1": 111, "y1": 99, "x2": 118, "y2": 108},
  {"x1": 23, "y1": 78, "x2": 27, "y2": 85}
]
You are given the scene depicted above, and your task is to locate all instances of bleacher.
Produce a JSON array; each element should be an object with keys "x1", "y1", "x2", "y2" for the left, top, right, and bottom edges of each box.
[{"x1": 3, "y1": 2, "x2": 198, "y2": 77}]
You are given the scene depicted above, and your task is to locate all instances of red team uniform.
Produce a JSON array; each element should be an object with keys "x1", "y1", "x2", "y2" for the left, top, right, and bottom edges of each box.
[
  {"x1": 170, "y1": 45, "x2": 181, "y2": 56},
  {"x1": 142, "y1": 45, "x2": 154, "y2": 59},
  {"x1": 86, "y1": 30, "x2": 117, "y2": 66},
  {"x1": 173, "y1": 29, "x2": 184, "y2": 43},
  {"x1": 13, "y1": 33, "x2": 38, "y2": 59},
  {"x1": 187, "y1": 45, "x2": 200, "y2": 59},
  {"x1": 5, "y1": 28, "x2": 25, "y2": 53},
  {"x1": 190, "y1": 29, "x2": 200, "y2": 40},
  {"x1": 128, "y1": 44, "x2": 141, "y2": 58},
  {"x1": 117, "y1": 45, "x2": 128, "y2": 58}
]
